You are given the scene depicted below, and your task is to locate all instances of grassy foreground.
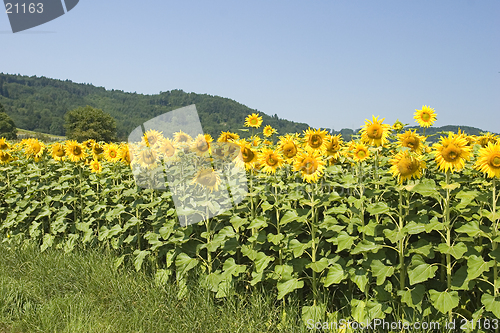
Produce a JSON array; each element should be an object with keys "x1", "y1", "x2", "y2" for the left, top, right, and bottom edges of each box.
[{"x1": 0, "y1": 244, "x2": 307, "y2": 333}]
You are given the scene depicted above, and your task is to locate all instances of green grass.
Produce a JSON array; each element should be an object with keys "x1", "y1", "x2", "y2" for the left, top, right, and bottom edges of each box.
[
  {"x1": 16, "y1": 128, "x2": 66, "y2": 140},
  {"x1": 0, "y1": 243, "x2": 308, "y2": 333}
]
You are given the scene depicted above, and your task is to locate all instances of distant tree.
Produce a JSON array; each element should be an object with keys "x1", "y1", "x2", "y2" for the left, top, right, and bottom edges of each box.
[
  {"x1": 0, "y1": 102, "x2": 17, "y2": 139},
  {"x1": 64, "y1": 105, "x2": 117, "y2": 142}
]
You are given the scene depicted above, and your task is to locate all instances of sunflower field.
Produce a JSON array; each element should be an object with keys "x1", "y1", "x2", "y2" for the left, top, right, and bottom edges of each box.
[{"x1": 2, "y1": 105, "x2": 500, "y2": 329}]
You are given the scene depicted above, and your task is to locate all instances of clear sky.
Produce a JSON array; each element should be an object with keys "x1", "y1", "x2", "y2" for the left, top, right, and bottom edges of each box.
[{"x1": 1, "y1": 1, "x2": 499, "y2": 133}]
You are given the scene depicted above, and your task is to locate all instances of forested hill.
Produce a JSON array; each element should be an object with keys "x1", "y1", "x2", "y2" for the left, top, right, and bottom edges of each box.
[
  {"x1": 336, "y1": 125, "x2": 498, "y2": 143},
  {"x1": 0, "y1": 73, "x2": 310, "y2": 141}
]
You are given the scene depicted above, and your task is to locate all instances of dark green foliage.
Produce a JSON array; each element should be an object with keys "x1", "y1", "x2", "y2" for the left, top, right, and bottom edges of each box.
[
  {"x1": 64, "y1": 105, "x2": 117, "y2": 142},
  {"x1": 0, "y1": 102, "x2": 17, "y2": 140},
  {"x1": 0, "y1": 73, "x2": 310, "y2": 141}
]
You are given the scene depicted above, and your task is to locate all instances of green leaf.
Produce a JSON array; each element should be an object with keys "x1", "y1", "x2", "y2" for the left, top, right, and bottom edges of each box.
[
  {"x1": 277, "y1": 278, "x2": 304, "y2": 300},
  {"x1": 247, "y1": 216, "x2": 268, "y2": 229},
  {"x1": 455, "y1": 221, "x2": 487, "y2": 238},
  {"x1": 254, "y1": 252, "x2": 274, "y2": 272},
  {"x1": 267, "y1": 233, "x2": 285, "y2": 245},
  {"x1": 467, "y1": 255, "x2": 494, "y2": 280},
  {"x1": 383, "y1": 228, "x2": 405, "y2": 243},
  {"x1": 370, "y1": 260, "x2": 394, "y2": 285},
  {"x1": 154, "y1": 269, "x2": 170, "y2": 286},
  {"x1": 307, "y1": 258, "x2": 329, "y2": 273},
  {"x1": 481, "y1": 293, "x2": 500, "y2": 318},
  {"x1": 451, "y1": 265, "x2": 473, "y2": 290},
  {"x1": 429, "y1": 290, "x2": 459, "y2": 314},
  {"x1": 274, "y1": 264, "x2": 294, "y2": 281},
  {"x1": 336, "y1": 231, "x2": 356, "y2": 252},
  {"x1": 366, "y1": 202, "x2": 390, "y2": 215},
  {"x1": 325, "y1": 204, "x2": 347, "y2": 215},
  {"x1": 260, "y1": 201, "x2": 273, "y2": 212},
  {"x1": 222, "y1": 258, "x2": 246, "y2": 277},
  {"x1": 288, "y1": 239, "x2": 311, "y2": 258},
  {"x1": 350, "y1": 298, "x2": 367, "y2": 323},
  {"x1": 424, "y1": 217, "x2": 444, "y2": 233},
  {"x1": 397, "y1": 284, "x2": 425, "y2": 311},
  {"x1": 301, "y1": 304, "x2": 326, "y2": 324},
  {"x1": 349, "y1": 267, "x2": 368, "y2": 292},
  {"x1": 404, "y1": 221, "x2": 426, "y2": 235},
  {"x1": 408, "y1": 262, "x2": 438, "y2": 285},
  {"x1": 323, "y1": 264, "x2": 345, "y2": 287},
  {"x1": 40, "y1": 234, "x2": 54, "y2": 252},
  {"x1": 175, "y1": 252, "x2": 198, "y2": 276},
  {"x1": 280, "y1": 211, "x2": 300, "y2": 225},
  {"x1": 484, "y1": 210, "x2": 500, "y2": 223},
  {"x1": 436, "y1": 242, "x2": 468, "y2": 260},
  {"x1": 351, "y1": 240, "x2": 381, "y2": 255},
  {"x1": 411, "y1": 179, "x2": 440, "y2": 199},
  {"x1": 133, "y1": 250, "x2": 151, "y2": 272},
  {"x1": 230, "y1": 216, "x2": 248, "y2": 232}
]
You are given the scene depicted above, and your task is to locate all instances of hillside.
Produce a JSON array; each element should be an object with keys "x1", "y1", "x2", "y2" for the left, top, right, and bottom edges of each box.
[
  {"x1": 0, "y1": 73, "x2": 496, "y2": 143},
  {"x1": 0, "y1": 73, "x2": 310, "y2": 141},
  {"x1": 335, "y1": 125, "x2": 498, "y2": 143}
]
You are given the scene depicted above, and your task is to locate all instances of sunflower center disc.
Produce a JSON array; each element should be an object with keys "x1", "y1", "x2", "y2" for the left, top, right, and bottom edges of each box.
[
  {"x1": 491, "y1": 156, "x2": 500, "y2": 168},
  {"x1": 422, "y1": 113, "x2": 431, "y2": 121},
  {"x1": 243, "y1": 148, "x2": 254, "y2": 163},
  {"x1": 310, "y1": 135, "x2": 322, "y2": 148}
]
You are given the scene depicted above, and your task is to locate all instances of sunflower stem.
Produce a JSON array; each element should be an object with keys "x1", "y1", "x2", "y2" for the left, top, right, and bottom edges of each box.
[
  {"x1": 493, "y1": 178, "x2": 498, "y2": 298},
  {"x1": 398, "y1": 189, "x2": 406, "y2": 292},
  {"x1": 310, "y1": 183, "x2": 318, "y2": 306},
  {"x1": 358, "y1": 162, "x2": 365, "y2": 240},
  {"x1": 274, "y1": 176, "x2": 282, "y2": 266},
  {"x1": 445, "y1": 170, "x2": 453, "y2": 322}
]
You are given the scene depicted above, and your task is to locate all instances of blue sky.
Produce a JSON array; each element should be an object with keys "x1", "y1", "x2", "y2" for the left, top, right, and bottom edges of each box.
[{"x1": 2, "y1": 1, "x2": 499, "y2": 133}]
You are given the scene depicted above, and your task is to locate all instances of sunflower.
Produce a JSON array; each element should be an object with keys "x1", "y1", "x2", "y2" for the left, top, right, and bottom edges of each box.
[
  {"x1": 389, "y1": 150, "x2": 426, "y2": 183},
  {"x1": 293, "y1": 150, "x2": 326, "y2": 183},
  {"x1": 173, "y1": 130, "x2": 193, "y2": 145},
  {"x1": 250, "y1": 135, "x2": 261, "y2": 148},
  {"x1": 154, "y1": 137, "x2": 177, "y2": 159},
  {"x1": 217, "y1": 131, "x2": 240, "y2": 143},
  {"x1": 397, "y1": 130, "x2": 426, "y2": 154},
  {"x1": 476, "y1": 133, "x2": 498, "y2": 148},
  {"x1": 352, "y1": 143, "x2": 370, "y2": 162},
  {"x1": 392, "y1": 119, "x2": 405, "y2": 132},
  {"x1": 83, "y1": 139, "x2": 95, "y2": 150},
  {"x1": 143, "y1": 129, "x2": 164, "y2": 147},
  {"x1": 414, "y1": 105, "x2": 437, "y2": 128},
  {"x1": 303, "y1": 128, "x2": 328, "y2": 152},
  {"x1": 0, "y1": 151, "x2": 13, "y2": 164},
  {"x1": 433, "y1": 133, "x2": 472, "y2": 173},
  {"x1": 89, "y1": 159, "x2": 102, "y2": 173},
  {"x1": 0, "y1": 138, "x2": 10, "y2": 150},
  {"x1": 474, "y1": 142, "x2": 500, "y2": 178},
  {"x1": 244, "y1": 113, "x2": 263, "y2": 128},
  {"x1": 137, "y1": 149, "x2": 158, "y2": 169},
  {"x1": 103, "y1": 143, "x2": 121, "y2": 163},
  {"x1": 360, "y1": 115, "x2": 391, "y2": 147},
  {"x1": 92, "y1": 143, "x2": 104, "y2": 157},
  {"x1": 51, "y1": 142, "x2": 66, "y2": 161},
  {"x1": 237, "y1": 140, "x2": 260, "y2": 170},
  {"x1": 25, "y1": 138, "x2": 45, "y2": 159},
  {"x1": 325, "y1": 134, "x2": 344, "y2": 161},
  {"x1": 259, "y1": 148, "x2": 283, "y2": 174},
  {"x1": 119, "y1": 143, "x2": 132, "y2": 164},
  {"x1": 263, "y1": 125, "x2": 276, "y2": 138},
  {"x1": 191, "y1": 167, "x2": 221, "y2": 192},
  {"x1": 65, "y1": 140, "x2": 86, "y2": 163},
  {"x1": 278, "y1": 134, "x2": 300, "y2": 161},
  {"x1": 191, "y1": 134, "x2": 212, "y2": 156}
]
